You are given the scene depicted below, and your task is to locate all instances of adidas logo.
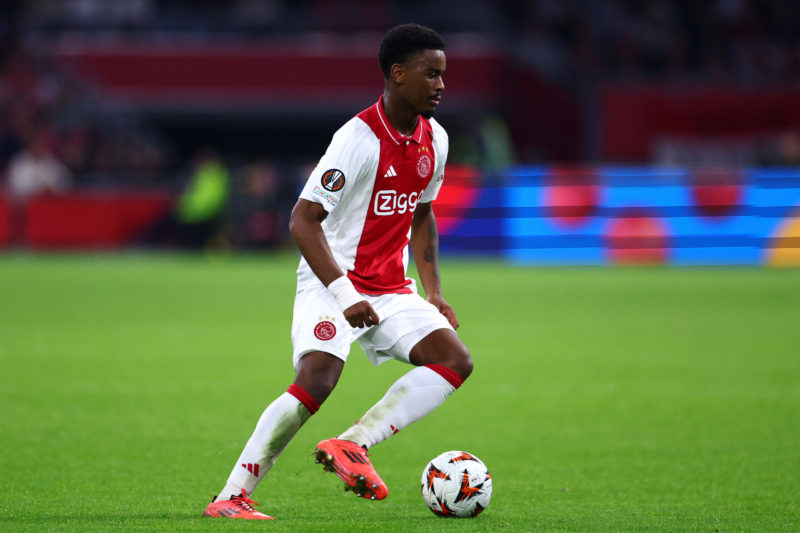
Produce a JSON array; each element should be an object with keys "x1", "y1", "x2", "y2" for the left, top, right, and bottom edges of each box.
[
  {"x1": 341, "y1": 449, "x2": 368, "y2": 464},
  {"x1": 241, "y1": 463, "x2": 260, "y2": 477},
  {"x1": 383, "y1": 165, "x2": 397, "y2": 178}
]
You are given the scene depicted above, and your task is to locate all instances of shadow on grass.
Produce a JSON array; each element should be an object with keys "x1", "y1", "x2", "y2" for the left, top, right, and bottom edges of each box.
[
  {"x1": 0, "y1": 511, "x2": 200, "y2": 523},
  {"x1": 2, "y1": 513, "x2": 499, "y2": 527}
]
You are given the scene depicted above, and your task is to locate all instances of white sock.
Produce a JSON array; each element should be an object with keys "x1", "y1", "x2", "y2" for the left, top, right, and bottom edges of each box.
[
  {"x1": 218, "y1": 386, "x2": 318, "y2": 499},
  {"x1": 338, "y1": 364, "x2": 463, "y2": 449}
]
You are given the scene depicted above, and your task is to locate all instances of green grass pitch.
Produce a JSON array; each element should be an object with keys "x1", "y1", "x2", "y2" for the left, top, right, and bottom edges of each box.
[{"x1": 1, "y1": 253, "x2": 798, "y2": 532}]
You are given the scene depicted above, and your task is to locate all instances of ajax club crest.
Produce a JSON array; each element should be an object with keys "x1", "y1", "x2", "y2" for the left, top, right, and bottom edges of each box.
[
  {"x1": 314, "y1": 319, "x2": 336, "y2": 340},
  {"x1": 417, "y1": 148, "x2": 432, "y2": 178}
]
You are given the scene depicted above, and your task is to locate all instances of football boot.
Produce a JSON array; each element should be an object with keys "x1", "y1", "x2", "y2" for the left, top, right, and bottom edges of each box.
[
  {"x1": 315, "y1": 438, "x2": 388, "y2": 500},
  {"x1": 202, "y1": 489, "x2": 273, "y2": 520}
]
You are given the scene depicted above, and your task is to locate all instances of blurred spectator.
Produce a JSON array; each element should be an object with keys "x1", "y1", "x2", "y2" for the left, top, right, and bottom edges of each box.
[
  {"x1": 449, "y1": 114, "x2": 515, "y2": 173},
  {"x1": 7, "y1": 129, "x2": 70, "y2": 199},
  {"x1": 5, "y1": 0, "x2": 800, "y2": 184},
  {"x1": 503, "y1": 0, "x2": 800, "y2": 85},
  {"x1": 775, "y1": 131, "x2": 800, "y2": 166},
  {"x1": 176, "y1": 149, "x2": 229, "y2": 225},
  {"x1": 0, "y1": 31, "x2": 169, "y2": 187},
  {"x1": 758, "y1": 130, "x2": 800, "y2": 167},
  {"x1": 15, "y1": 0, "x2": 800, "y2": 86},
  {"x1": 142, "y1": 148, "x2": 230, "y2": 249},
  {"x1": 28, "y1": 0, "x2": 155, "y2": 28},
  {"x1": 227, "y1": 160, "x2": 283, "y2": 249},
  {"x1": 480, "y1": 115, "x2": 516, "y2": 172}
]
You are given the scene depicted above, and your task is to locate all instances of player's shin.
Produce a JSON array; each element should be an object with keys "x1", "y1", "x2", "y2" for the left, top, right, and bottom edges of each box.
[
  {"x1": 338, "y1": 364, "x2": 463, "y2": 449},
  {"x1": 218, "y1": 385, "x2": 319, "y2": 498}
]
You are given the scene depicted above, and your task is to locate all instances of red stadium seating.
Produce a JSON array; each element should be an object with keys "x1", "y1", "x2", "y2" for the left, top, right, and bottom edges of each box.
[
  {"x1": 0, "y1": 195, "x2": 10, "y2": 247},
  {"x1": 603, "y1": 86, "x2": 800, "y2": 161},
  {"x1": 21, "y1": 191, "x2": 172, "y2": 249}
]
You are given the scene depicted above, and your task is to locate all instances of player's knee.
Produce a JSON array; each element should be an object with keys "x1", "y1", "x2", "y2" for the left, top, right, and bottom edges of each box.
[
  {"x1": 294, "y1": 352, "x2": 344, "y2": 406},
  {"x1": 411, "y1": 331, "x2": 472, "y2": 381},
  {"x1": 311, "y1": 375, "x2": 338, "y2": 402},
  {"x1": 439, "y1": 344, "x2": 472, "y2": 381},
  {"x1": 453, "y1": 346, "x2": 473, "y2": 381}
]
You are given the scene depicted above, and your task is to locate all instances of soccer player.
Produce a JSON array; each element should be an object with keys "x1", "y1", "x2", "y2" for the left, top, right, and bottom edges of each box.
[{"x1": 203, "y1": 23, "x2": 472, "y2": 520}]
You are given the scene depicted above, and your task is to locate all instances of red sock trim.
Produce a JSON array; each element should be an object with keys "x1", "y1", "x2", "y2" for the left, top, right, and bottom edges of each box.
[
  {"x1": 425, "y1": 364, "x2": 464, "y2": 389},
  {"x1": 287, "y1": 384, "x2": 320, "y2": 415}
]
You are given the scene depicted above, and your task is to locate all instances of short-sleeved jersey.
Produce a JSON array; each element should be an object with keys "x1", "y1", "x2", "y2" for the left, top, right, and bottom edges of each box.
[{"x1": 298, "y1": 96, "x2": 448, "y2": 294}]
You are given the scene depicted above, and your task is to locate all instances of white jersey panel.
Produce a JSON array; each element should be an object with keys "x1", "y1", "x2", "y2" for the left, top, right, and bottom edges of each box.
[
  {"x1": 419, "y1": 117, "x2": 448, "y2": 203},
  {"x1": 299, "y1": 117, "x2": 378, "y2": 213},
  {"x1": 297, "y1": 117, "x2": 380, "y2": 288}
]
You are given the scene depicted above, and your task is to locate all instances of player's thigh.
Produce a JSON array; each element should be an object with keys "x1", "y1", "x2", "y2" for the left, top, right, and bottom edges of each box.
[{"x1": 359, "y1": 293, "x2": 454, "y2": 365}]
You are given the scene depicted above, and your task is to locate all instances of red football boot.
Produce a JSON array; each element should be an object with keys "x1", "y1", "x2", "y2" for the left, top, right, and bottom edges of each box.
[
  {"x1": 202, "y1": 489, "x2": 274, "y2": 520},
  {"x1": 315, "y1": 438, "x2": 388, "y2": 500}
]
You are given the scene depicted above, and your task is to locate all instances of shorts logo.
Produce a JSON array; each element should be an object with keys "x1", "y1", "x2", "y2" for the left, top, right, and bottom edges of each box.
[
  {"x1": 321, "y1": 169, "x2": 345, "y2": 192},
  {"x1": 314, "y1": 320, "x2": 336, "y2": 340},
  {"x1": 417, "y1": 154, "x2": 432, "y2": 178}
]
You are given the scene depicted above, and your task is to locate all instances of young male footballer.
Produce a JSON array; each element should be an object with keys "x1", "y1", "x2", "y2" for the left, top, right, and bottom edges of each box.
[{"x1": 203, "y1": 23, "x2": 472, "y2": 520}]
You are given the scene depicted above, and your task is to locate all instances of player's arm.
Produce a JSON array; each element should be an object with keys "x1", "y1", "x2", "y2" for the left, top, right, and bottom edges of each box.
[
  {"x1": 410, "y1": 201, "x2": 459, "y2": 329},
  {"x1": 289, "y1": 199, "x2": 379, "y2": 328}
]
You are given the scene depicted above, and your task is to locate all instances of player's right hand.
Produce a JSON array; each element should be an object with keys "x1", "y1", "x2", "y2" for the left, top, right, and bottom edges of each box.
[{"x1": 344, "y1": 301, "x2": 380, "y2": 328}]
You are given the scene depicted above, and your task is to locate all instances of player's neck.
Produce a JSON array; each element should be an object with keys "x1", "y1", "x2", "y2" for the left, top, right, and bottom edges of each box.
[{"x1": 381, "y1": 91, "x2": 419, "y2": 137}]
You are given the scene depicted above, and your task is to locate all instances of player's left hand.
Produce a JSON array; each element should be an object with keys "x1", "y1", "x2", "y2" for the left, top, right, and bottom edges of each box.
[{"x1": 428, "y1": 294, "x2": 459, "y2": 330}]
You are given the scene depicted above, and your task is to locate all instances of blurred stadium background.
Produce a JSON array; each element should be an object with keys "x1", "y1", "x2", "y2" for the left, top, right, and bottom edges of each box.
[
  {"x1": 3, "y1": 4, "x2": 799, "y2": 531},
  {"x1": 1, "y1": 0, "x2": 800, "y2": 264}
]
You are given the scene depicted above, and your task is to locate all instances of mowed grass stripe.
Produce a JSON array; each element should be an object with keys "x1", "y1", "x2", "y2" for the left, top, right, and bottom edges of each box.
[{"x1": 0, "y1": 254, "x2": 797, "y2": 532}]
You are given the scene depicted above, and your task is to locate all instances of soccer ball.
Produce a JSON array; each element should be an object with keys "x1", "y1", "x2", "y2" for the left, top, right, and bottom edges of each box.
[{"x1": 420, "y1": 450, "x2": 492, "y2": 518}]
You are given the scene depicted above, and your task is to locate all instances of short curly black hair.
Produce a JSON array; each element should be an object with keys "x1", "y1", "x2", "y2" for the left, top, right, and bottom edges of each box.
[{"x1": 378, "y1": 23, "x2": 445, "y2": 79}]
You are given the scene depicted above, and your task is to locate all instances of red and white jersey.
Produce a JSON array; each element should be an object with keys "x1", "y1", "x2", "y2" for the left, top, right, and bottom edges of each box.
[{"x1": 298, "y1": 96, "x2": 448, "y2": 294}]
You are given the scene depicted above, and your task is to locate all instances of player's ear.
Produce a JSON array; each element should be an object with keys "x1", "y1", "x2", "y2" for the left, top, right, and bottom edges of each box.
[{"x1": 390, "y1": 63, "x2": 405, "y2": 84}]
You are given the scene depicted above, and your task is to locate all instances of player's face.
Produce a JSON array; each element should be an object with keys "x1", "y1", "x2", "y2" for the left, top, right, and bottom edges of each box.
[{"x1": 401, "y1": 49, "x2": 446, "y2": 119}]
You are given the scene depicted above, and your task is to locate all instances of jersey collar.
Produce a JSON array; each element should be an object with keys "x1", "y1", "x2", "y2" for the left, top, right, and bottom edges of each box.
[{"x1": 376, "y1": 95, "x2": 425, "y2": 146}]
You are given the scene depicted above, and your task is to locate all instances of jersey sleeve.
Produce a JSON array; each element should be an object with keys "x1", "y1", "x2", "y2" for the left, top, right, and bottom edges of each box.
[
  {"x1": 299, "y1": 118, "x2": 377, "y2": 213},
  {"x1": 419, "y1": 119, "x2": 449, "y2": 203}
]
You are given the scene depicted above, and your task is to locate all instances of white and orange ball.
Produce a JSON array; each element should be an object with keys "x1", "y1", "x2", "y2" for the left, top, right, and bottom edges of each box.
[{"x1": 420, "y1": 451, "x2": 492, "y2": 518}]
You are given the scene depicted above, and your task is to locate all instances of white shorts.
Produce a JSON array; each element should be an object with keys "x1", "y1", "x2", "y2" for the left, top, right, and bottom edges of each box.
[{"x1": 291, "y1": 283, "x2": 454, "y2": 369}]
